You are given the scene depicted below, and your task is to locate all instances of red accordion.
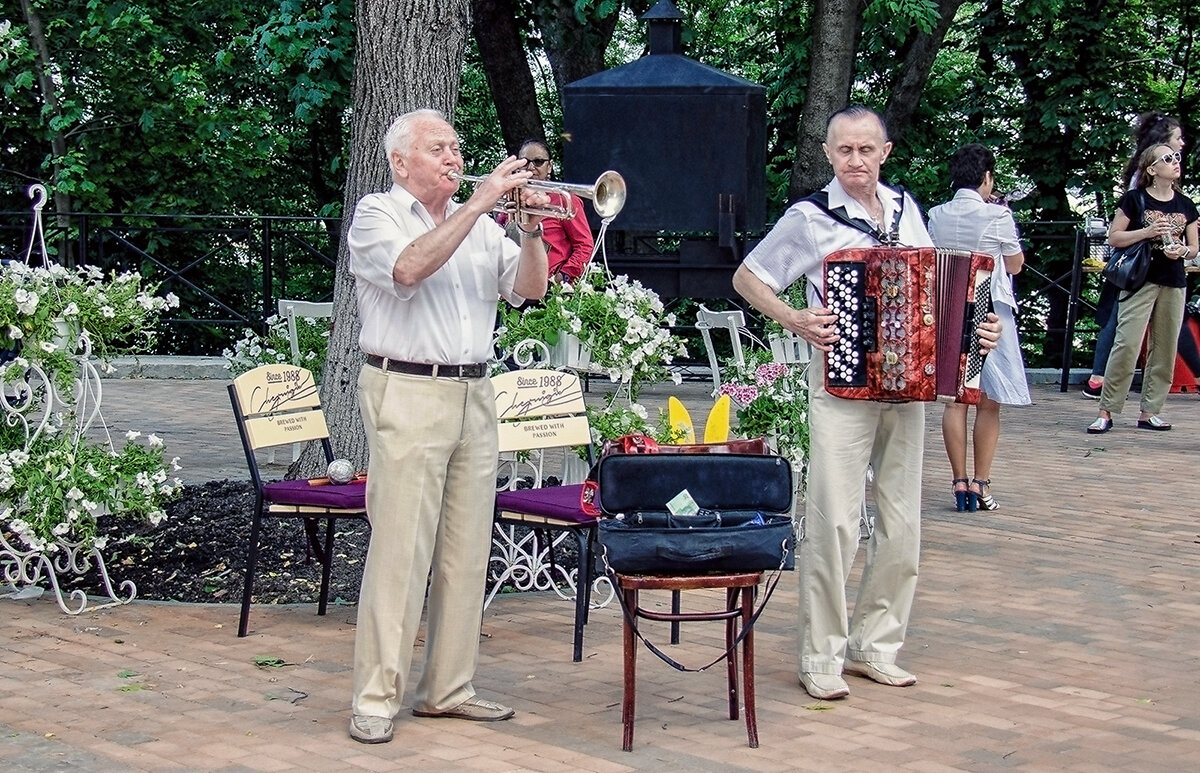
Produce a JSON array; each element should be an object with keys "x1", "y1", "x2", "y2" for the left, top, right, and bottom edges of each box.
[{"x1": 822, "y1": 246, "x2": 994, "y2": 404}]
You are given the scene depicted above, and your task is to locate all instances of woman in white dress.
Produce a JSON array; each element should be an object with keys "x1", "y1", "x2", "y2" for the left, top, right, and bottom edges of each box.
[{"x1": 928, "y1": 144, "x2": 1031, "y2": 511}]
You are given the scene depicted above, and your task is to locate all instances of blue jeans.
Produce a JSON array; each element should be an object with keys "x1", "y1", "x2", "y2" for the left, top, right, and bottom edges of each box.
[{"x1": 1090, "y1": 282, "x2": 1119, "y2": 377}]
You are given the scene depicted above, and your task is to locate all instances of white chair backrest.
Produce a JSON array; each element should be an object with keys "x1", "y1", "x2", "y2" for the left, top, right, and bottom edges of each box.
[
  {"x1": 277, "y1": 299, "x2": 334, "y2": 365},
  {"x1": 696, "y1": 305, "x2": 757, "y2": 396},
  {"x1": 230, "y1": 364, "x2": 329, "y2": 451},
  {"x1": 491, "y1": 369, "x2": 592, "y2": 454}
]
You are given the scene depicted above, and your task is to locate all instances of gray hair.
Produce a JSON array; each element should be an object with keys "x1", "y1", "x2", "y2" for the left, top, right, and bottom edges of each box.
[
  {"x1": 825, "y1": 105, "x2": 889, "y2": 143},
  {"x1": 383, "y1": 109, "x2": 448, "y2": 161}
]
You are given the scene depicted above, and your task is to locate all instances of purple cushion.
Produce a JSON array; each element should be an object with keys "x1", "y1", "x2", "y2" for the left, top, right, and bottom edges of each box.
[
  {"x1": 263, "y1": 478, "x2": 367, "y2": 509},
  {"x1": 496, "y1": 483, "x2": 595, "y2": 525}
]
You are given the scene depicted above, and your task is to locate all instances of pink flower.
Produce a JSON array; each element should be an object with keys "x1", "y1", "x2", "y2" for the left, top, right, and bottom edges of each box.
[{"x1": 754, "y1": 362, "x2": 787, "y2": 386}]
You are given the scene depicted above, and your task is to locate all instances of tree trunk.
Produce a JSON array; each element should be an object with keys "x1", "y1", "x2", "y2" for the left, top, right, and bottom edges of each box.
[
  {"x1": 308, "y1": 0, "x2": 471, "y2": 476},
  {"x1": 470, "y1": 0, "x2": 546, "y2": 153},
  {"x1": 532, "y1": 0, "x2": 620, "y2": 96},
  {"x1": 883, "y1": 0, "x2": 968, "y2": 147},
  {"x1": 788, "y1": 0, "x2": 865, "y2": 202}
]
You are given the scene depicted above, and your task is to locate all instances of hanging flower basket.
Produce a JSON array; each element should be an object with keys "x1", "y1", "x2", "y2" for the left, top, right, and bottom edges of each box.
[{"x1": 549, "y1": 332, "x2": 593, "y2": 371}]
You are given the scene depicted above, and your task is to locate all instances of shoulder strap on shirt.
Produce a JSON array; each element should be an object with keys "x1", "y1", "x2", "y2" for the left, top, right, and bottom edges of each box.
[{"x1": 803, "y1": 187, "x2": 907, "y2": 246}]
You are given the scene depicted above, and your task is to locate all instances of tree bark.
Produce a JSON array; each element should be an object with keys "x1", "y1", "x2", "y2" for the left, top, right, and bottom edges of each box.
[
  {"x1": 532, "y1": 0, "x2": 620, "y2": 96},
  {"x1": 788, "y1": 0, "x2": 865, "y2": 202},
  {"x1": 470, "y1": 0, "x2": 546, "y2": 153},
  {"x1": 883, "y1": 0, "x2": 969, "y2": 147},
  {"x1": 310, "y1": 0, "x2": 471, "y2": 475}
]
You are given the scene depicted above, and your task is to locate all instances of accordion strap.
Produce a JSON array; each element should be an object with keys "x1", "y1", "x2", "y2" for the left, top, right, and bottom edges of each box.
[{"x1": 804, "y1": 187, "x2": 907, "y2": 246}]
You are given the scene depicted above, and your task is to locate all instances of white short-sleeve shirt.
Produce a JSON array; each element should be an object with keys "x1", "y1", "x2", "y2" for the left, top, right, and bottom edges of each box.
[
  {"x1": 348, "y1": 184, "x2": 523, "y2": 364},
  {"x1": 742, "y1": 178, "x2": 934, "y2": 308}
]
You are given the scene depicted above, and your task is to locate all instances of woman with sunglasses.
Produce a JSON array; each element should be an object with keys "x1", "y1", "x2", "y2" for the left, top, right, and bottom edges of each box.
[
  {"x1": 1083, "y1": 112, "x2": 1185, "y2": 399},
  {"x1": 1087, "y1": 144, "x2": 1198, "y2": 434},
  {"x1": 510, "y1": 140, "x2": 595, "y2": 283}
]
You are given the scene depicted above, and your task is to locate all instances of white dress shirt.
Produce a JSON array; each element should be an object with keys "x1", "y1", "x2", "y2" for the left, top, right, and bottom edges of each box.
[
  {"x1": 349, "y1": 184, "x2": 523, "y2": 364},
  {"x1": 742, "y1": 177, "x2": 934, "y2": 308}
]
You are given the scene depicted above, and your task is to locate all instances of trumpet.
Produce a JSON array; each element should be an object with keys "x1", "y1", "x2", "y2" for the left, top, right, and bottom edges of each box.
[{"x1": 451, "y1": 169, "x2": 626, "y2": 220}]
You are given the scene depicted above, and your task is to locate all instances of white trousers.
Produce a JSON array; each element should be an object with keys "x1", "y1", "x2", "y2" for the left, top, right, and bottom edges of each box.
[
  {"x1": 351, "y1": 365, "x2": 498, "y2": 719},
  {"x1": 799, "y1": 354, "x2": 924, "y2": 675}
]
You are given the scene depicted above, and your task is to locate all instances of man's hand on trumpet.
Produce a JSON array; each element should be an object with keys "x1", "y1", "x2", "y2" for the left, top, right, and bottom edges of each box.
[{"x1": 465, "y1": 156, "x2": 550, "y2": 234}]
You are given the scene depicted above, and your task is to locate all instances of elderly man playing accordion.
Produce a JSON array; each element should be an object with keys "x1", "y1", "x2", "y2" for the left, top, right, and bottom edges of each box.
[{"x1": 733, "y1": 105, "x2": 1001, "y2": 701}]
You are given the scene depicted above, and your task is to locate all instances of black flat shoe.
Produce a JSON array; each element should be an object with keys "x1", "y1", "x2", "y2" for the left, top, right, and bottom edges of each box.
[
  {"x1": 1086, "y1": 417, "x2": 1112, "y2": 434},
  {"x1": 1136, "y1": 416, "x2": 1171, "y2": 431}
]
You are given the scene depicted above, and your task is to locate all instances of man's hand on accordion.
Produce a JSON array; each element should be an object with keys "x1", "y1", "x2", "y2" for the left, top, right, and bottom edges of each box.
[
  {"x1": 790, "y1": 306, "x2": 840, "y2": 352},
  {"x1": 976, "y1": 312, "x2": 1002, "y2": 356}
]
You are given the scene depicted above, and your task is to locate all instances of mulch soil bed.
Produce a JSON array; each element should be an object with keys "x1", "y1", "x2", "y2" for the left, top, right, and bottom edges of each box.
[{"x1": 60, "y1": 478, "x2": 577, "y2": 607}]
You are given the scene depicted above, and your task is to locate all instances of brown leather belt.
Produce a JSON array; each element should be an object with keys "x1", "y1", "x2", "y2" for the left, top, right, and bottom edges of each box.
[{"x1": 364, "y1": 354, "x2": 486, "y2": 379}]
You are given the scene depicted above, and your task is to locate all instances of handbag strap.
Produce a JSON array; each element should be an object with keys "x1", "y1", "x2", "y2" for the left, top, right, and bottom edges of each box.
[{"x1": 597, "y1": 545, "x2": 790, "y2": 673}]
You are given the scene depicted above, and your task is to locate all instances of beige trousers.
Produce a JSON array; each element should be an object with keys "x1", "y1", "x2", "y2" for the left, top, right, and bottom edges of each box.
[
  {"x1": 351, "y1": 365, "x2": 498, "y2": 719},
  {"x1": 799, "y1": 354, "x2": 924, "y2": 676},
  {"x1": 1100, "y1": 282, "x2": 1186, "y2": 417}
]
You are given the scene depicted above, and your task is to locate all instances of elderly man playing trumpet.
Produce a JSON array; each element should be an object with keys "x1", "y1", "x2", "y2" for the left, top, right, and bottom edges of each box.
[{"x1": 346, "y1": 108, "x2": 550, "y2": 744}]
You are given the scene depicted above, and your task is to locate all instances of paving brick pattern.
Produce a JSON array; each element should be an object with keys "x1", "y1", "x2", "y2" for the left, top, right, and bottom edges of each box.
[{"x1": 3, "y1": 378, "x2": 1198, "y2": 771}]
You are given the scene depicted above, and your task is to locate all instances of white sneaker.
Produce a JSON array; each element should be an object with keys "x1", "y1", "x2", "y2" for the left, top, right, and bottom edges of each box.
[
  {"x1": 844, "y1": 660, "x2": 917, "y2": 687},
  {"x1": 800, "y1": 672, "x2": 850, "y2": 699}
]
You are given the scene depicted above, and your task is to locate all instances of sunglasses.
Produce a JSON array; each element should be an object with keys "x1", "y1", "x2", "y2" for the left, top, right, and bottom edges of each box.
[
  {"x1": 522, "y1": 158, "x2": 551, "y2": 168},
  {"x1": 1153, "y1": 151, "x2": 1182, "y2": 166}
]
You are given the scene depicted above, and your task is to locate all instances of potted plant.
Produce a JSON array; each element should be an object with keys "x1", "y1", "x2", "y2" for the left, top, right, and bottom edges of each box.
[
  {"x1": 718, "y1": 350, "x2": 811, "y2": 477},
  {"x1": 1, "y1": 260, "x2": 182, "y2": 609},
  {"x1": 496, "y1": 265, "x2": 688, "y2": 402},
  {"x1": 0, "y1": 261, "x2": 180, "y2": 388}
]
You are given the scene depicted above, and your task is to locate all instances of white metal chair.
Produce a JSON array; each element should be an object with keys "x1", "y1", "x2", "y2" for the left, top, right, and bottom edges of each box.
[
  {"x1": 269, "y1": 299, "x2": 334, "y2": 464},
  {"x1": 695, "y1": 305, "x2": 765, "y2": 397},
  {"x1": 277, "y1": 298, "x2": 334, "y2": 366}
]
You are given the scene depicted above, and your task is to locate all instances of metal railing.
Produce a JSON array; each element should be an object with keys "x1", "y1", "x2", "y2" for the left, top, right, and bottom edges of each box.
[{"x1": 2, "y1": 211, "x2": 1100, "y2": 368}]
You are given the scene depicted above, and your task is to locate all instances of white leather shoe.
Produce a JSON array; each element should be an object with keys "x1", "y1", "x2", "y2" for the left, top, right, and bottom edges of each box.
[
  {"x1": 844, "y1": 660, "x2": 917, "y2": 687},
  {"x1": 800, "y1": 672, "x2": 850, "y2": 700}
]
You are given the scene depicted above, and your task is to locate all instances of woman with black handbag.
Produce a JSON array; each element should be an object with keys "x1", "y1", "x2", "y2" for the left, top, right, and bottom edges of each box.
[{"x1": 1087, "y1": 144, "x2": 1198, "y2": 433}]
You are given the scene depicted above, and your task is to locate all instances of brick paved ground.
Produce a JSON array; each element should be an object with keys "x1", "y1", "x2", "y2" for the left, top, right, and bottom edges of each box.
[{"x1": 3, "y1": 375, "x2": 1198, "y2": 771}]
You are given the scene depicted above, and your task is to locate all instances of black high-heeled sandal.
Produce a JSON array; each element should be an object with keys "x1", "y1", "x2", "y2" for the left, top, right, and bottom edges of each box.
[
  {"x1": 952, "y1": 478, "x2": 973, "y2": 512},
  {"x1": 972, "y1": 478, "x2": 998, "y2": 511}
]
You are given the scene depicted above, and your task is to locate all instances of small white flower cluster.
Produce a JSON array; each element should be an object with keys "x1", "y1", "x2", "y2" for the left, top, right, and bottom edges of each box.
[
  {"x1": 1, "y1": 262, "x2": 179, "y2": 384},
  {"x1": 561, "y1": 267, "x2": 688, "y2": 391},
  {"x1": 222, "y1": 313, "x2": 330, "y2": 379},
  {"x1": 1, "y1": 420, "x2": 182, "y2": 551}
]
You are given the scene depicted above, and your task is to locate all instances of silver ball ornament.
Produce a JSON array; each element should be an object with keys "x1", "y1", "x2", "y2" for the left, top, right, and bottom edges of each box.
[{"x1": 327, "y1": 458, "x2": 355, "y2": 485}]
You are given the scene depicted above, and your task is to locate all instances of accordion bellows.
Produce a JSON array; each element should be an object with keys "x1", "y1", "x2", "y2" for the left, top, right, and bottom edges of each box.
[{"x1": 823, "y1": 246, "x2": 994, "y2": 404}]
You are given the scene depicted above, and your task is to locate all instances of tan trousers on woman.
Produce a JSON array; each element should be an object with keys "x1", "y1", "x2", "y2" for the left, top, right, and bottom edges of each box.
[
  {"x1": 1100, "y1": 282, "x2": 1186, "y2": 417},
  {"x1": 351, "y1": 365, "x2": 498, "y2": 720}
]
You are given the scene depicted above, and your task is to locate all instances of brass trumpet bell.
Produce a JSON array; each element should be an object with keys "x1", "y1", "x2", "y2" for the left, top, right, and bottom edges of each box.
[{"x1": 453, "y1": 170, "x2": 626, "y2": 221}]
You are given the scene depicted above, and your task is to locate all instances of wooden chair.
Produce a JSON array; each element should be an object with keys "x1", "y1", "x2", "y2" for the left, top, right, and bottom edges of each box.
[
  {"x1": 594, "y1": 452, "x2": 795, "y2": 751},
  {"x1": 486, "y1": 368, "x2": 611, "y2": 662},
  {"x1": 616, "y1": 571, "x2": 763, "y2": 751},
  {"x1": 228, "y1": 363, "x2": 366, "y2": 637}
]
